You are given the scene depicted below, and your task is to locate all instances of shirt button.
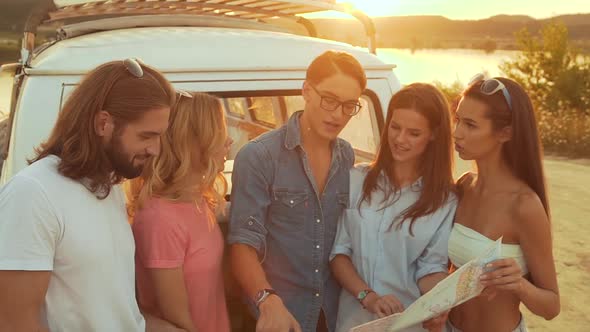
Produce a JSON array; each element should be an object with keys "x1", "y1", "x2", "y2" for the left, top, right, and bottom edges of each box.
[
  {"x1": 316, "y1": 219, "x2": 321, "y2": 223},
  {"x1": 315, "y1": 269, "x2": 319, "y2": 273},
  {"x1": 315, "y1": 293, "x2": 320, "y2": 297},
  {"x1": 248, "y1": 221, "x2": 253, "y2": 226},
  {"x1": 290, "y1": 200, "x2": 294, "y2": 204},
  {"x1": 316, "y1": 245, "x2": 320, "y2": 249}
]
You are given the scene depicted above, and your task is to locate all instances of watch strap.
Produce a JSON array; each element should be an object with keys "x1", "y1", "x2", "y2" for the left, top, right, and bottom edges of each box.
[
  {"x1": 356, "y1": 289, "x2": 375, "y2": 307},
  {"x1": 255, "y1": 288, "x2": 277, "y2": 308}
]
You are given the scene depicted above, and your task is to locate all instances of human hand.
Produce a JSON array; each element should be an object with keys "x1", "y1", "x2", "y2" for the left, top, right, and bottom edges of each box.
[
  {"x1": 363, "y1": 293, "x2": 404, "y2": 318},
  {"x1": 257, "y1": 295, "x2": 302, "y2": 332},
  {"x1": 480, "y1": 258, "x2": 524, "y2": 296}
]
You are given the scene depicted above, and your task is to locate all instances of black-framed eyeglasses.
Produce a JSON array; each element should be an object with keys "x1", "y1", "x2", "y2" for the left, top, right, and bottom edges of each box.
[
  {"x1": 469, "y1": 73, "x2": 513, "y2": 111},
  {"x1": 309, "y1": 84, "x2": 362, "y2": 116}
]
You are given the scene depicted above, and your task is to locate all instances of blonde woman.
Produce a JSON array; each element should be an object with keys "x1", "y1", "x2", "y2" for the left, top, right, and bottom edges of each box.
[{"x1": 127, "y1": 91, "x2": 232, "y2": 332}]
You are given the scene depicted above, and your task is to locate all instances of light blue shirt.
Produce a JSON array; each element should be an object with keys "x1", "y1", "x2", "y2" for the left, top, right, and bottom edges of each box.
[{"x1": 330, "y1": 164, "x2": 457, "y2": 332}]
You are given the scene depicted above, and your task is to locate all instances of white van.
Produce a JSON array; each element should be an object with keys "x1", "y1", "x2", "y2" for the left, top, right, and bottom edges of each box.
[
  {"x1": 0, "y1": 1, "x2": 401, "y2": 329},
  {"x1": 0, "y1": 0, "x2": 401, "y2": 186}
]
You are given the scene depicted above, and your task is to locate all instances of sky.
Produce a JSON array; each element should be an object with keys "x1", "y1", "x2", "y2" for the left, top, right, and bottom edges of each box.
[{"x1": 304, "y1": 0, "x2": 590, "y2": 20}]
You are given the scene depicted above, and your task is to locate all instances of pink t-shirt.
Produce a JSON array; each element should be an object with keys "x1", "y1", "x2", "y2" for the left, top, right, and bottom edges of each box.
[{"x1": 132, "y1": 197, "x2": 230, "y2": 332}]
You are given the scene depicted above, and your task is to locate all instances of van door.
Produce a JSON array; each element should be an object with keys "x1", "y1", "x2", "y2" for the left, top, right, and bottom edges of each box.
[{"x1": 0, "y1": 63, "x2": 20, "y2": 177}]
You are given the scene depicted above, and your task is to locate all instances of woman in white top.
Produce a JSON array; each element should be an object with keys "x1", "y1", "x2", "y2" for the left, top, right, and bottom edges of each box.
[
  {"x1": 330, "y1": 83, "x2": 457, "y2": 332},
  {"x1": 448, "y1": 75, "x2": 560, "y2": 332}
]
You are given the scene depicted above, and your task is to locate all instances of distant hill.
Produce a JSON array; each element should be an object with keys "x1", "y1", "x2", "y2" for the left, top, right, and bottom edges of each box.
[
  {"x1": 310, "y1": 14, "x2": 590, "y2": 51},
  {"x1": 0, "y1": 1, "x2": 589, "y2": 61}
]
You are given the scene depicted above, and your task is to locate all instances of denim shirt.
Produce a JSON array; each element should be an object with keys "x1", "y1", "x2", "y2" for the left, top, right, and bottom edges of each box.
[{"x1": 228, "y1": 111, "x2": 354, "y2": 332}]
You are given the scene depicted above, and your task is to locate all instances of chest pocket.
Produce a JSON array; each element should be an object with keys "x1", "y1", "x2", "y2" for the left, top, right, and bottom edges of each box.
[{"x1": 270, "y1": 190, "x2": 309, "y2": 232}]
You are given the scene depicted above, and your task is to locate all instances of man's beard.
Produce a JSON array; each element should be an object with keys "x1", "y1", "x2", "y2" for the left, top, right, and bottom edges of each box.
[{"x1": 105, "y1": 134, "x2": 147, "y2": 180}]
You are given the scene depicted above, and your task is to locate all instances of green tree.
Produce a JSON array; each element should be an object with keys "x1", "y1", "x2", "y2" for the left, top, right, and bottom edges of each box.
[
  {"x1": 500, "y1": 21, "x2": 590, "y2": 115},
  {"x1": 433, "y1": 79, "x2": 464, "y2": 105},
  {"x1": 501, "y1": 21, "x2": 590, "y2": 156}
]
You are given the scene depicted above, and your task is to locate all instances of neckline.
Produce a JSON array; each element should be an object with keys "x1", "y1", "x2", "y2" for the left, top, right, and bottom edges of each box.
[{"x1": 454, "y1": 223, "x2": 521, "y2": 247}]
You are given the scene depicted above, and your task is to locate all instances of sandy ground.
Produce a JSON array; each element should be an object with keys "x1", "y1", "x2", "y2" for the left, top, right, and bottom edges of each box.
[{"x1": 454, "y1": 157, "x2": 590, "y2": 332}]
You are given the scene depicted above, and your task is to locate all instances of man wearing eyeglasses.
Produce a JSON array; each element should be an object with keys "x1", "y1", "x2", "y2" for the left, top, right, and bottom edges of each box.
[
  {"x1": 228, "y1": 51, "x2": 366, "y2": 332},
  {"x1": 0, "y1": 59, "x2": 178, "y2": 332}
]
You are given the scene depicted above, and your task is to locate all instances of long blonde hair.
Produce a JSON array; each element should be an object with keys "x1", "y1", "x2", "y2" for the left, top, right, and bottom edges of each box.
[{"x1": 127, "y1": 91, "x2": 228, "y2": 221}]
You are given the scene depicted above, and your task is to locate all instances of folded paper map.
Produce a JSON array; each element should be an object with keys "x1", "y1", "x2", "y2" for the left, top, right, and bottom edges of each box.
[{"x1": 351, "y1": 237, "x2": 502, "y2": 332}]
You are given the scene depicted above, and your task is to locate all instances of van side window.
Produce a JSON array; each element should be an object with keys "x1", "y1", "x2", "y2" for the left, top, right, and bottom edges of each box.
[
  {"x1": 248, "y1": 97, "x2": 279, "y2": 127},
  {"x1": 284, "y1": 96, "x2": 305, "y2": 119},
  {"x1": 225, "y1": 98, "x2": 247, "y2": 118},
  {"x1": 338, "y1": 96, "x2": 380, "y2": 163}
]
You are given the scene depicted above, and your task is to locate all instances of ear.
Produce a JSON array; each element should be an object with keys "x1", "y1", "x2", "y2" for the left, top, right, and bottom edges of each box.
[
  {"x1": 497, "y1": 125, "x2": 513, "y2": 143},
  {"x1": 302, "y1": 81, "x2": 312, "y2": 103},
  {"x1": 94, "y1": 110, "x2": 115, "y2": 138}
]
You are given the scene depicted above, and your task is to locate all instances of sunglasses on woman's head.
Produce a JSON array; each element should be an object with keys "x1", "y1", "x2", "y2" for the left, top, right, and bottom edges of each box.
[
  {"x1": 468, "y1": 73, "x2": 513, "y2": 111},
  {"x1": 123, "y1": 58, "x2": 144, "y2": 78}
]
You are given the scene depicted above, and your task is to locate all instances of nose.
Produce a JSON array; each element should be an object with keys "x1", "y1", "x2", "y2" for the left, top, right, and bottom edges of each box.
[
  {"x1": 453, "y1": 123, "x2": 463, "y2": 141},
  {"x1": 146, "y1": 138, "x2": 161, "y2": 157},
  {"x1": 395, "y1": 130, "x2": 408, "y2": 144},
  {"x1": 327, "y1": 104, "x2": 346, "y2": 121}
]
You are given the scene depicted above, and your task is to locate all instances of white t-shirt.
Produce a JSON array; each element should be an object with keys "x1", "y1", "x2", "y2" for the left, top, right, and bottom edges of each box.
[{"x1": 0, "y1": 155, "x2": 145, "y2": 331}]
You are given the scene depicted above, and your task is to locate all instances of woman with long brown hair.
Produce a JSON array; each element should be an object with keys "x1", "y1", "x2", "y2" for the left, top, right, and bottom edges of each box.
[
  {"x1": 330, "y1": 83, "x2": 457, "y2": 332},
  {"x1": 126, "y1": 91, "x2": 232, "y2": 332},
  {"x1": 448, "y1": 75, "x2": 560, "y2": 331}
]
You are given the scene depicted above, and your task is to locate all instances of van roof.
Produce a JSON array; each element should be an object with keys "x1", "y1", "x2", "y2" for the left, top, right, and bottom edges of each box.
[{"x1": 28, "y1": 26, "x2": 394, "y2": 75}]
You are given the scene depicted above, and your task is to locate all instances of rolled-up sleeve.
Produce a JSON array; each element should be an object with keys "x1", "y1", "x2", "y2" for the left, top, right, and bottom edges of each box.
[
  {"x1": 415, "y1": 198, "x2": 457, "y2": 281},
  {"x1": 330, "y1": 209, "x2": 353, "y2": 261},
  {"x1": 227, "y1": 141, "x2": 273, "y2": 258}
]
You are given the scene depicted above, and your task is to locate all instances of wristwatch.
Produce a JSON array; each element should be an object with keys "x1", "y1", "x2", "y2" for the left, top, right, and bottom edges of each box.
[
  {"x1": 356, "y1": 289, "x2": 375, "y2": 307},
  {"x1": 254, "y1": 288, "x2": 277, "y2": 308}
]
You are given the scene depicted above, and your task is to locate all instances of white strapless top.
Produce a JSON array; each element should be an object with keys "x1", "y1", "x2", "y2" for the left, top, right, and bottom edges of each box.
[{"x1": 448, "y1": 223, "x2": 528, "y2": 275}]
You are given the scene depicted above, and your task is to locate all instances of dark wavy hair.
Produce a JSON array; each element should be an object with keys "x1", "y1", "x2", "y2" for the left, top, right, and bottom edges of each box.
[
  {"x1": 29, "y1": 60, "x2": 176, "y2": 198},
  {"x1": 463, "y1": 77, "x2": 549, "y2": 217},
  {"x1": 360, "y1": 83, "x2": 455, "y2": 234}
]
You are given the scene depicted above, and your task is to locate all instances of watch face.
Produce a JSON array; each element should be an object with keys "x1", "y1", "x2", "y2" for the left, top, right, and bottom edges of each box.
[
  {"x1": 255, "y1": 289, "x2": 267, "y2": 302},
  {"x1": 357, "y1": 290, "x2": 368, "y2": 300}
]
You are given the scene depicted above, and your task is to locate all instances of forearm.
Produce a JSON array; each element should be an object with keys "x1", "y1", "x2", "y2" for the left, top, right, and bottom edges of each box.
[
  {"x1": 330, "y1": 254, "x2": 370, "y2": 297},
  {"x1": 417, "y1": 272, "x2": 447, "y2": 295},
  {"x1": 0, "y1": 316, "x2": 47, "y2": 332},
  {"x1": 156, "y1": 307, "x2": 196, "y2": 332},
  {"x1": 230, "y1": 243, "x2": 272, "y2": 299},
  {"x1": 518, "y1": 278, "x2": 560, "y2": 320},
  {"x1": 148, "y1": 267, "x2": 197, "y2": 332}
]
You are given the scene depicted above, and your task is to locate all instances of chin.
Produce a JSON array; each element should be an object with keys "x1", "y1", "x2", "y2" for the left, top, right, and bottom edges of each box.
[
  {"x1": 457, "y1": 151, "x2": 473, "y2": 161},
  {"x1": 316, "y1": 131, "x2": 337, "y2": 142}
]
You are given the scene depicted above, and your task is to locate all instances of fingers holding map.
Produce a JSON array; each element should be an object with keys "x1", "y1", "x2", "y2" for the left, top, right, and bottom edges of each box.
[{"x1": 351, "y1": 238, "x2": 502, "y2": 332}]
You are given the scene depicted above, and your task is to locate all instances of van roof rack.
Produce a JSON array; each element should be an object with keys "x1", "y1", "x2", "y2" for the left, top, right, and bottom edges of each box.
[{"x1": 21, "y1": 0, "x2": 376, "y2": 65}]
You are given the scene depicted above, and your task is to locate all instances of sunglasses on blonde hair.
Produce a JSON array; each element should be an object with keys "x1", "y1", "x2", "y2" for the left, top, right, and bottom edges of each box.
[
  {"x1": 123, "y1": 58, "x2": 144, "y2": 78},
  {"x1": 177, "y1": 89, "x2": 193, "y2": 99},
  {"x1": 469, "y1": 73, "x2": 513, "y2": 111}
]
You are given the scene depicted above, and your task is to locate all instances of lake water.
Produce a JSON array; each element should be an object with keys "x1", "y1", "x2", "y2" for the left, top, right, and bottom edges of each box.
[{"x1": 376, "y1": 48, "x2": 520, "y2": 86}]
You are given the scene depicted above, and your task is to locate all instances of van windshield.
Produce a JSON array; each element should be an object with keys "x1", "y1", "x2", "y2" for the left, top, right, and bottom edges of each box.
[{"x1": 220, "y1": 92, "x2": 381, "y2": 164}]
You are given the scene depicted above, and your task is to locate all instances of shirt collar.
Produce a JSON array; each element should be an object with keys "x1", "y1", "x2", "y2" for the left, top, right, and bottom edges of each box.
[
  {"x1": 284, "y1": 111, "x2": 303, "y2": 151},
  {"x1": 283, "y1": 110, "x2": 345, "y2": 163}
]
